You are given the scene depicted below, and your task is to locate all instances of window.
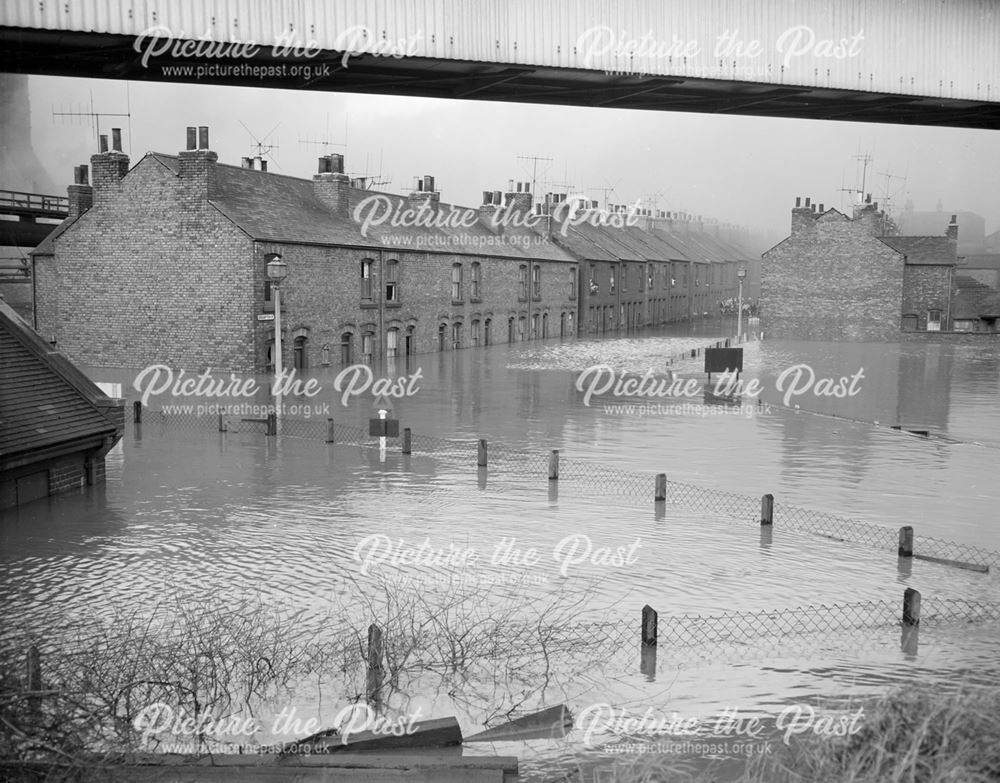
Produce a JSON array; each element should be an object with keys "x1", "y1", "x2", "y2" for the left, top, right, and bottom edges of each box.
[
  {"x1": 648, "y1": 264, "x2": 654, "y2": 290},
  {"x1": 385, "y1": 259, "x2": 399, "y2": 303},
  {"x1": 340, "y1": 333, "x2": 353, "y2": 365},
  {"x1": 902, "y1": 314, "x2": 918, "y2": 331},
  {"x1": 589, "y1": 264, "x2": 598, "y2": 296},
  {"x1": 519, "y1": 265, "x2": 528, "y2": 300},
  {"x1": 927, "y1": 309, "x2": 942, "y2": 332},
  {"x1": 471, "y1": 262, "x2": 481, "y2": 301},
  {"x1": 386, "y1": 328, "x2": 398, "y2": 358},
  {"x1": 452, "y1": 321, "x2": 462, "y2": 348},
  {"x1": 471, "y1": 319, "x2": 481, "y2": 346},
  {"x1": 484, "y1": 318, "x2": 491, "y2": 346},
  {"x1": 362, "y1": 332, "x2": 374, "y2": 363},
  {"x1": 531, "y1": 313, "x2": 539, "y2": 338},
  {"x1": 518, "y1": 316, "x2": 526, "y2": 341},
  {"x1": 622, "y1": 265, "x2": 627, "y2": 292},
  {"x1": 532, "y1": 265, "x2": 541, "y2": 299},
  {"x1": 361, "y1": 259, "x2": 373, "y2": 300},
  {"x1": 452, "y1": 263, "x2": 463, "y2": 302},
  {"x1": 638, "y1": 264, "x2": 645, "y2": 292},
  {"x1": 610, "y1": 269, "x2": 615, "y2": 294},
  {"x1": 570, "y1": 268, "x2": 577, "y2": 300},
  {"x1": 293, "y1": 336, "x2": 308, "y2": 371},
  {"x1": 542, "y1": 312, "x2": 548, "y2": 338}
]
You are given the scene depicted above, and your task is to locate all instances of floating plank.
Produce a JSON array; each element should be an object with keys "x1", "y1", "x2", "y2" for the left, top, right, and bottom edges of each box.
[
  {"x1": 465, "y1": 705, "x2": 573, "y2": 742},
  {"x1": 17, "y1": 751, "x2": 519, "y2": 783},
  {"x1": 308, "y1": 716, "x2": 462, "y2": 753},
  {"x1": 913, "y1": 553, "x2": 989, "y2": 573}
]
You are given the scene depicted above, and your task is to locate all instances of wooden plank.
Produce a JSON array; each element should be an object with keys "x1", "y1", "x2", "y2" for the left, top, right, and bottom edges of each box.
[
  {"x1": 308, "y1": 716, "x2": 463, "y2": 753},
  {"x1": 465, "y1": 705, "x2": 572, "y2": 742},
  {"x1": 913, "y1": 553, "x2": 989, "y2": 573}
]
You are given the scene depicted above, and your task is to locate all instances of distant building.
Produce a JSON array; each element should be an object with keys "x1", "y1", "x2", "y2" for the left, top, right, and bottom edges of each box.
[
  {"x1": 761, "y1": 196, "x2": 958, "y2": 340},
  {"x1": 0, "y1": 298, "x2": 123, "y2": 509},
  {"x1": 899, "y1": 204, "x2": 985, "y2": 257},
  {"x1": 31, "y1": 126, "x2": 758, "y2": 372}
]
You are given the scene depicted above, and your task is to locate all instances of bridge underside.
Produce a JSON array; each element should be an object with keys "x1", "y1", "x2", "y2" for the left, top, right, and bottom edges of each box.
[{"x1": 3, "y1": 28, "x2": 999, "y2": 130}]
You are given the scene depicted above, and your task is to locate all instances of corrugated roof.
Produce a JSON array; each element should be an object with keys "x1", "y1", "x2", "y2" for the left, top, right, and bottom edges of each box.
[
  {"x1": 880, "y1": 236, "x2": 957, "y2": 265},
  {"x1": 0, "y1": 300, "x2": 120, "y2": 461}
]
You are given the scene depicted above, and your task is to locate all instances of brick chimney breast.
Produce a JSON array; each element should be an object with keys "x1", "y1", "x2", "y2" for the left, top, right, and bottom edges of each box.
[
  {"x1": 946, "y1": 215, "x2": 959, "y2": 241},
  {"x1": 90, "y1": 150, "x2": 130, "y2": 207},
  {"x1": 313, "y1": 171, "x2": 351, "y2": 217}
]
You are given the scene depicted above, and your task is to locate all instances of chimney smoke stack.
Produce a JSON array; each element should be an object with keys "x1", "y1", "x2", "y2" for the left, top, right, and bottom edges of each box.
[
  {"x1": 186, "y1": 127, "x2": 197, "y2": 150},
  {"x1": 99, "y1": 135, "x2": 109, "y2": 153},
  {"x1": 111, "y1": 128, "x2": 122, "y2": 152},
  {"x1": 198, "y1": 126, "x2": 209, "y2": 150},
  {"x1": 795, "y1": 196, "x2": 801, "y2": 207}
]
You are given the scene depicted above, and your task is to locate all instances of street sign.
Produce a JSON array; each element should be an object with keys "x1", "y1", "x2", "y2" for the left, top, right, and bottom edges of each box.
[
  {"x1": 737, "y1": 267, "x2": 747, "y2": 279},
  {"x1": 369, "y1": 418, "x2": 400, "y2": 437},
  {"x1": 704, "y1": 347, "x2": 744, "y2": 374},
  {"x1": 257, "y1": 313, "x2": 275, "y2": 321}
]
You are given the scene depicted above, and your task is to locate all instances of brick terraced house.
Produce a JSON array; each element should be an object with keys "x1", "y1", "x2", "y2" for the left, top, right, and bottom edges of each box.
[
  {"x1": 32, "y1": 127, "x2": 754, "y2": 372},
  {"x1": 761, "y1": 196, "x2": 958, "y2": 340}
]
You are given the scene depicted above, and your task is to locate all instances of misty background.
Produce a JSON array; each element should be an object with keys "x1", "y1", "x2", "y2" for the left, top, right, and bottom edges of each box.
[{"x1": 4, "y1": 73, "x2": 999, "y2": 248}]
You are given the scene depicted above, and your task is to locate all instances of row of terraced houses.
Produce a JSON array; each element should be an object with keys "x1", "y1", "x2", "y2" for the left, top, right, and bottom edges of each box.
[{"x1": 30, "y1": 127, "x2": 756, "y2": 373}]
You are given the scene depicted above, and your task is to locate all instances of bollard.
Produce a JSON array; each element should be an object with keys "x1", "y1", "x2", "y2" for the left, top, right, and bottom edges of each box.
[
  {"x1": 725, "y1": 338, "x2": 730, "y2": 347},
  {"x1": 902, "y1": 588, "x2": 921, "y2": 626},
  {"x1": 402, "y1": 427, "x2": 412, "y2": 455},
  {"x1": 641, "y1": 605, "x2": 658, "y2": 648},
  {"x1": 133, "y1": 400, "x2": 142, "y2": 423},
  {"x1": 898, "y1": 526, "x2": 914, "y2": 558},
  {"x1": 366, "y1": 624, "x2": 384, "y2": 709},
  {"x1": 478, "y1": 439, "x2": 487, "y2": 468},
  {"x1": 326, "y1": 418, "x2": 336, "y2": 444},
  {"x1": 760, "y1": 493, "x2": 774, "y2": 526},
  {"x1": 548, "y1": 449, "x2": 559, "y2": 481},
  {"x1": 655, "y1": 473, "x2": 666, "y2": 502},
  {"x1": 218, "y1": 412, "x2": 227, "y2": 432},
  {"x1": 266, "y1": 412, "x2": 277, "y2": 436}
]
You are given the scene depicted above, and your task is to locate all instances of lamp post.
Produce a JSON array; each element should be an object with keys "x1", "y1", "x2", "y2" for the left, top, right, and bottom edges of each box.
[
  {"x1": 266, "y1": 253, "x2": 288, "y2": 431},
  {"x1": 736, "y1": 267, "x2": 746, "y2": 341}
]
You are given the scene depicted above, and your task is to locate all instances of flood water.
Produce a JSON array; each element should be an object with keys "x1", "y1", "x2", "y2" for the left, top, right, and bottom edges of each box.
[{"x1": 3, "y1": 319, "x2": 999, "y2": 779}]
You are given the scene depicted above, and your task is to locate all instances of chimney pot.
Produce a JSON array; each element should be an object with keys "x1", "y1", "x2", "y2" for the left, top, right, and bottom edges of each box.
[
  {"x1": 493, "y1": 190, "x2": 502, "y2": 205},
  {"x1": 950, "y1": 214, "x2": 957, "y2": 223},
  {"x1": 795, "y1": 196, "x2": 801, "y2": 207},
  {"x1": 242, "y1": 157, "x2": 254, "y2": 169},
  {"x1": 819, "y1": 203, "x2": 824, "y2": 212},
  {"x1": 329, "y1": 154, "x2": 344, "y2": 174},
  {"x1": 866, "y1": 193, "x2": 872, "y2": 203},
  {"x1": 423, "y1": 175, "x2": 435, "y2": 192},
  {"x1": 186, "y1": 127, "x2": 197, "y2": 150},
  {"x1": 260, "y1": 159, "x2": 267, "y2": 172},
  {"x1": 804, "y1": 197, "x2": 810, "y2": 208},
  {"x1": 482, "y1": 190, "x2": 491, "y2": 205},
  {"x1": 111, "y1": 128, "x2": 122, "y2": 152},
  {"x1": 198, "y1": 126, "x2": 209, "y2": 150},
  {"x1": 99, "y1": 135, "x2": 109, "y2": 153},
  {"x1": 318, "y1": 156, "x2": 329, "y2": 173}
]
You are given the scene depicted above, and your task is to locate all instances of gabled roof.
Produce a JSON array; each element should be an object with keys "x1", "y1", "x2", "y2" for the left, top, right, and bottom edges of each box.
[
  {"x1": 880, "y1": 236, "x2": 957, "y2": 265},
  {"x1": 0, "y1": 299, "x2": 121, "y2": 463},
  {"x1": 952, "y1": 275, "x2": 1000, "y2": 319}
]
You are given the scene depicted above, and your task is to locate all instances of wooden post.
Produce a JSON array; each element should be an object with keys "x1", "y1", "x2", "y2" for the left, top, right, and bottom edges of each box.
[
  {"x1": 402, "y1": 427, "x2": 412, "y2": 454},
  {"x1": 655, "y1": 473, "x2": 666, "y2": 502},
  {"x1": 26, "y1": 645, "x2": 41, "y2": 717},
  {"x1": 898, "y1": 526, "x2": 913, "y2": 557},
  {"x1": 641, "y1": 605, "x2": 658, "y2": 647},
  {"x1": 902, "y1": 588, "x2": 921, "y2": 626},
  {"x1": 366, "y1": 624, "x2": 384, "y2": 709},
  {"x1": 132, "y1": 400, "x2": 142, "y2": 423},
  {"x1": 725, "y1": 338, "x2": 730, "y2": 347},
  {"x1": 267, "y1": 412, "x2": 277, "y2": 436},
  {"x1": 548, "y1": 449, "x2": 559, "y2": 481},
  {"x1": 477, "y1": 439, "x2": 487, "y2": 467},
  {"x1": 326, "y1": 418, "x2": 336, "y2": 444},
  {"x1": 218, "y1": 413, "x2": 227, "y2": 432},
  {"x1": 760, "y1": 493, "x2": 774, "y2": 526}
]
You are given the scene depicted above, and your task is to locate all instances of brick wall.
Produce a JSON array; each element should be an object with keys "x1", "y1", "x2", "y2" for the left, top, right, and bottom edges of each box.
[
  {"x1": 762, "y1": 210, "x2": 904, "y2": 340},
  {"x1": 47, "y1": 454, "x2": 86, "y2": 495},
  {"x1": 902, "y1": 265, "x2": 953, "y2": 330},
  {"x1": 35, "y1": 154, "x2": 256, "y2": 371}
]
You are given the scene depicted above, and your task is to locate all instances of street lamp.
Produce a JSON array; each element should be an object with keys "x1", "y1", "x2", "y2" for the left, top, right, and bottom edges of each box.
[
  {"x1": 736, "y1": 267, "x2": 747, "y2": 341},
  {"x1": 266, "y1": 253, "x2": 288, "y2": 429}
]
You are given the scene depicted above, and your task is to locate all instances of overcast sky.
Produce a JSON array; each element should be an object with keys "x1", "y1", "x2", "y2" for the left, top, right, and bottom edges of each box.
[{"x1": 21, "y1": 74, "x2": 1000, "y2": 242}]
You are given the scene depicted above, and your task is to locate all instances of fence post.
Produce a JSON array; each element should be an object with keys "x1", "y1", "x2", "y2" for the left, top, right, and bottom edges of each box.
[
  {"x1": 366, "y1": 623, "x2": 384, "y2": 709},
  {"x1": 132, "y1": 400, "x2": 142, "y2": 423},
  {"x1": 902, "y1": 588, "x2": 921, "y2": 626},
  {"x1": 548, "y1": 449, "x2": 559, "y2": 481},
  {"x1": 325, "y1": 418, "x2": 336, "y2": 444},
  {"x1": 26, "y1": 645, "x2": 41, "y2": 717},
  {"x1": 641, "y1": 605, "x2": 658, "y2": 647},
  {"x1": 478, "y1": 439, "x2": 488, "y2": 468},
  {"x1": 897, "y1": 526, "x2": 913, "y2": 558},
  {"x1": 218, "y1": 412, "x2": 227, "y2": 432},
  {"x1": 402, "y1": 427, "x2": 412, "y2": 455},
  {"x1": 266, "y1": 413, "x2": 277, "y2": 436},
  {"x1": 760, "y1": 494, "x2": 774, "y2": 526},
  {"x1": 655, "y1": 473, "x2": 666, "y2": 502}
]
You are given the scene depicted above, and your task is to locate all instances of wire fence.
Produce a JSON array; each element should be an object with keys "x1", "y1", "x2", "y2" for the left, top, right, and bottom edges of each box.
[{"x1": 125, "y1": 406, "x2": 1000, "y2": 572}]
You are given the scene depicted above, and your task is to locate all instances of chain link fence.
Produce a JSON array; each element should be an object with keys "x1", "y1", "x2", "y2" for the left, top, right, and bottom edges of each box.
[{"x1": 125, "y1": 407, "x2": 1000, "y2": 571}]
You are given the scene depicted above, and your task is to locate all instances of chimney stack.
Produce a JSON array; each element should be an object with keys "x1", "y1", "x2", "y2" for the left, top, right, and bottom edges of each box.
[
  {"x1": 946, "y1": 214, "x2": 959, "y2": 241},
  {"x1": 791, "y1": 195, "x2": 816, "y2": 236},
  {"x1": 313, "y1": 154, "x2": 351, "y2": 217},
  {"x1": 242, "y1": 157, "x2": 254, "y2": 169},
  {"x1": 409, "y1": 174, "x2": 440, "y2": 211},
  {"x1": 91, "y1": 129, "x2": 130, "y2": 207},
  {"x1": 67, "y1": 164, "x2": 93, "y2": 219},
  {"x1": 178, "y1": 125, "x2": 218, "y2": 199}
]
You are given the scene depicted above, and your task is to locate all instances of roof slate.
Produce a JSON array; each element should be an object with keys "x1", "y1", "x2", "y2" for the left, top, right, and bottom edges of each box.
[
  {"x1": 880, "y1": 236, "x2": 957, "y2": 265},
  {"x1": 0, "y1": 300, "x2": 120, "y2": 461}
]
